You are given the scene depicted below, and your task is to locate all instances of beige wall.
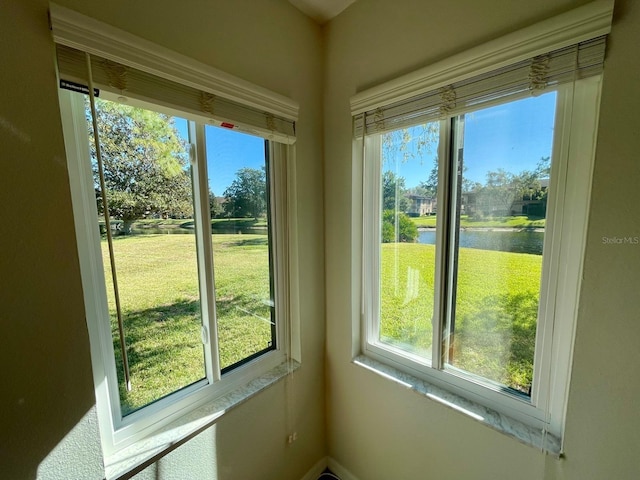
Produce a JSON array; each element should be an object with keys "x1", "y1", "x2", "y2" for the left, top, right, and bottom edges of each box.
[
  {"x1": 0, "y1": 0, "x2": 326, "y2": 478},
  {"x1": 3, "y1": 0, "x2": 639, "y2": 478},
  {"x1": 0, "y1": 1, "x2": 102, "y2": 478},
  {"x1": 323, "y1": 1, "x2": 640, "y2": 479}
]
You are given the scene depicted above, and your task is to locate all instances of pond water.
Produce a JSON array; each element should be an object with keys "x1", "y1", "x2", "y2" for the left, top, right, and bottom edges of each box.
[
  {"x1": 418, "y1": 229, "x2": 544, "y2": 255},
  {"x1": 126, "y1": 224, "x2": 542, "y2": 255}
]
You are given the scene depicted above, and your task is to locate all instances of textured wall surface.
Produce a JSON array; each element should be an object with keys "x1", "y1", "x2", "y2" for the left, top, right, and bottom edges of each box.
[
  {"x1": 0, "y1": 1, "x2": 102, "y2": 477},
  {"x1": 323, "y1": 0, "x2": 640, "y2": 479},
  {"x1": 1, "y1": 0, "x2": 326, "y2": 478},
  {"x1": 3, "y1": 0, "x2": 639, "y2": 478}
]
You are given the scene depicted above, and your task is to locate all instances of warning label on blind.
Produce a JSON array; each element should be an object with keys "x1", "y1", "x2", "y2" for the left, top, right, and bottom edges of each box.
[{"x1": 60, "y1": 79, "x2": 100, "y2": 97}]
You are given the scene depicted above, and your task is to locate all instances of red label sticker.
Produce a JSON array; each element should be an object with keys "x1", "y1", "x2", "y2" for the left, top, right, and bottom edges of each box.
[{"x1": 220, "y1": 122, "x2": 234, "y2": 129}]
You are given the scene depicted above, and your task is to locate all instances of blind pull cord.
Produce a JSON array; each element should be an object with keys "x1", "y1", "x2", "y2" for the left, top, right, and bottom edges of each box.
[{"x1": 86, "y1": 52, "x2": 132, "y2": 392}]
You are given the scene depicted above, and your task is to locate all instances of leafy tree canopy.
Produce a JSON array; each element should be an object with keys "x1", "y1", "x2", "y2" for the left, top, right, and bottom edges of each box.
[
  {"x1": 209, "y1": 190, "x2": 222, "y2": 219},
  {"x1": 89, "y1": 99, "x2": 192, "y2": 233},
  {"x1": 470, "y1": 157, "x2": 551, "y2": 217},
  {"x1": 223, "y1": 167, "x2": 267, "y2": 219},
  {"x1": 382, "y1": 171, "x2": 409, "y2": 212}
]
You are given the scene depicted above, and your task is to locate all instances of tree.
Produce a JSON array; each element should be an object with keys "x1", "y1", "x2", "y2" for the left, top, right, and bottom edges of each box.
[
  {"x1": 223, "y1": 167, "x2": 267, "y2": 219},
  {"x1": 89, "y1": 98, "x2": 192, "y2": 234},
  {"x1": 209, "y1": 190, "x2": 222, "y2": 219},
  {"x1": 418, "y1": 157, "x2": 439, "y2": 197},
  {"x1": 476, "y1": 168, "x2": 518, "y2": 216},
  {"x1": 381, "y1": 210, "x2": 418, "y2": 243},
  {"x1": 382, "y1": 171, "x2": 409, "y2": 212},
  {"x1": 474, "y1": 157, "x2": 551, "y2": 218},
  {"x1": 382, "y1": 123, "x2": 439, "y2": 165}
]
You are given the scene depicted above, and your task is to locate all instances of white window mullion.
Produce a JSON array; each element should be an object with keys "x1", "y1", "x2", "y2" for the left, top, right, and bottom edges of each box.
[
  {"x1": 363, "y1": 136, "x2": 382, "y2": 351},
  {"x1": 432, "y1": 119, "x2": 453, "y2": 370},
  {"x1": 267, "y1": 142, "x2": 291, "y2": 359},
  {"x1": 444, "y1": 116, "x2": 465, "y2": 369},
  {"x1": 190, "y1": 122, "x2": 221, "y2": 382},
  {"x1": 277, "y1": 142, "x2": 302, "y2": 362}
]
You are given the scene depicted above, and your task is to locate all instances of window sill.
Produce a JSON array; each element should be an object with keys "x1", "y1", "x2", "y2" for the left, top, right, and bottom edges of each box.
[
  {"x1": 353, "y1": 355, "x2": 561, "y2": 456},
  {"x1": 105, "y1": 360, "x2": 300, "y2": 480}
]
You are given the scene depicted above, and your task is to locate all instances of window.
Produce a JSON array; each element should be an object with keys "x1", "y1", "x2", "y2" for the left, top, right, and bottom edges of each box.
[
  {"x1": 354, "y1": 2, "x2": 612, "y2": 450},
  {"x1": 52, "y1": 5, "x2": 299, "y2": 457},
  {"x1": 61, "y1": 89, "x2": 292, "y2": 453}
]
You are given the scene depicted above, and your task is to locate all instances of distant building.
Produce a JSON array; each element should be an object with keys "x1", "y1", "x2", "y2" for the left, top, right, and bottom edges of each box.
[
  {"x1": 461, "y1": 178, "x2": 548, "y2": 217},
  {"x1": 509, "y1": 178, "x2": 549, "y2": 216},
  {"x1": 406, "y1": 194, "x2": 437, "y2": 216}
]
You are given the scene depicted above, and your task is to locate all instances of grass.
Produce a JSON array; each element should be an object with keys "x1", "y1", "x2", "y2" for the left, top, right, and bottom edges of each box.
[
  {"x1": 380, "y1": 243, "x2": 541, "y2": 394},
  {"x1": 411, "y1": 214, "x2": 545, "y2": 229},
  {"x1": 103, "y1": 229, "x2": 541, "y2": 413},
  {"x1": 102, "y1": 233, "x2": 273, "y2": 414}
]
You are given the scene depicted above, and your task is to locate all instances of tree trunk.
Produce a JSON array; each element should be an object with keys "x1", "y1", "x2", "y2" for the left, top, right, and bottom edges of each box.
[{"x1": 121, "y1": 219, "x2": 134, "y2": 235}]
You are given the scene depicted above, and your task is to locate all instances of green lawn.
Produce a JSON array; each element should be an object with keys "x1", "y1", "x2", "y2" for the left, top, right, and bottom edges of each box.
[
  {"x1": 102, "y1": 233, "x2": 273, "y2": 414},
  {"x1": 104, "y1": 232, "x2": 540, "y2": 413},
  {"x1": 411, "y1": 214, "x2": 545, "y2": 229},
  {"x1": 380, "y1": 243, "x2": 540, "y2": 394}
]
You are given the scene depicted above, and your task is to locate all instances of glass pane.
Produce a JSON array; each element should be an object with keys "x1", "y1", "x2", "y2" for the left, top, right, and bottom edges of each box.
[
  {"x1": 205, "y1": 125, "x2": 275, "y2": 372},
  {"x1": 90, "y1": 97, "x2": 206, "y2": 415},
  {"x1": 379, "y1": 123, "x2": 440, "y2": 359},
  {"x1": 445, "y1": 92, "x2": 557, "y2": 396}
]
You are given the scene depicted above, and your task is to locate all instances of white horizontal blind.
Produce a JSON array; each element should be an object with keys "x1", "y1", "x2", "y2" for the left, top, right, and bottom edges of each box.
[
  {"x1": 56, "y1": 44, "x2": 296, "y2": 143},
  {"x1": 354, "y1": 36, "x2": 606, "y2": 136}
]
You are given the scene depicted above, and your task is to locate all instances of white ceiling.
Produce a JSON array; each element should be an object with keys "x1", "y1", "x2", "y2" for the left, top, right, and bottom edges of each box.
[{"x1": 288, "y1": 0, "x2": 357, "y2": 24}]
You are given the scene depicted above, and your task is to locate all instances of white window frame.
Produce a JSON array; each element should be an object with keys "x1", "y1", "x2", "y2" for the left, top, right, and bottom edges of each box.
[
  {"x1": 51, "y1": 4, "x2": 301, "y2": 458},
  {"x1": 60, "y1": 90, "x2": 296, "y2": 454},
  {"x1": 353, "y1": 1, "x2": 611, "y2": 448},
  {"x1": 360, "y1": 78, "x2": 602, "y2": 438}
]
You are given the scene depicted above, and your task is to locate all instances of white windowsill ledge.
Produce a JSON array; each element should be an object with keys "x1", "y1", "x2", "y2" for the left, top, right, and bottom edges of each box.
[
  {"x1": 353, "y1": 355, "x2": 561, "y2": 456},
  {"x1": 105, "y1": 360, "x2": 300, "y2": 480}
]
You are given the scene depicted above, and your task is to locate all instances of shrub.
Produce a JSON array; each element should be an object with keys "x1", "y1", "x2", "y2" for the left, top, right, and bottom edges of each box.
[{"x1": 382, "y1": 210, "x2": 418, "y2": 243}]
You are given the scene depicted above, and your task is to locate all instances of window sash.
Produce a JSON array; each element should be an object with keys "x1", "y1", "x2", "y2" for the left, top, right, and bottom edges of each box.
[
  {"x1": 362, "y1": 118, "x2": 554, "y2": 433},
  {"x1": 362, "y1": 115, "x2": 552, "y2": 418}
]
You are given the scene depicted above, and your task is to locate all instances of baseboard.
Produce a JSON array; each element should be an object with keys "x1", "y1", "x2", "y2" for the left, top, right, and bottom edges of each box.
[
  {"x1": 300, "y1": 457, "x2": 328, "y2": 480},
  {"x1": 300, "y1": 456, "x2": 359, "y2": 480},
  {"x1": 327, "y1": 458, "x2": 359, "y2": 480}
]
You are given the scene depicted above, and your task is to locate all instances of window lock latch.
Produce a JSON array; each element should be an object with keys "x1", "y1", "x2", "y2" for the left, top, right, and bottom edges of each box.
[{"x1": 201, "y1": 325, "x2": 209, "y2": 345}]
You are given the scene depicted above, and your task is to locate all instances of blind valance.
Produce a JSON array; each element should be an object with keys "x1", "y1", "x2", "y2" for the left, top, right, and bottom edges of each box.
[
  {"x1": 56, "y1": 44, "x2": 296, "y2": 143},
  {"x1": 353, "y1": 35, "x2": 606, "y2": 137}
]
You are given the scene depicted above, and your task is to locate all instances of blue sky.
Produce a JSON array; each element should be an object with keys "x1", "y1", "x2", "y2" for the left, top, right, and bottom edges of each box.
[
  {"x1": 174, "y1": 90, "x2": 557, "y2": 195},
  {"x1": 174, "y1": 121, "x2": 266, "y2": 195},
  {"x1": 203, "y1": 126, "x2": 265, "y2": 196},
  {"x1": 384, "y1": 91, "x2": 557, "y2": 188}
]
